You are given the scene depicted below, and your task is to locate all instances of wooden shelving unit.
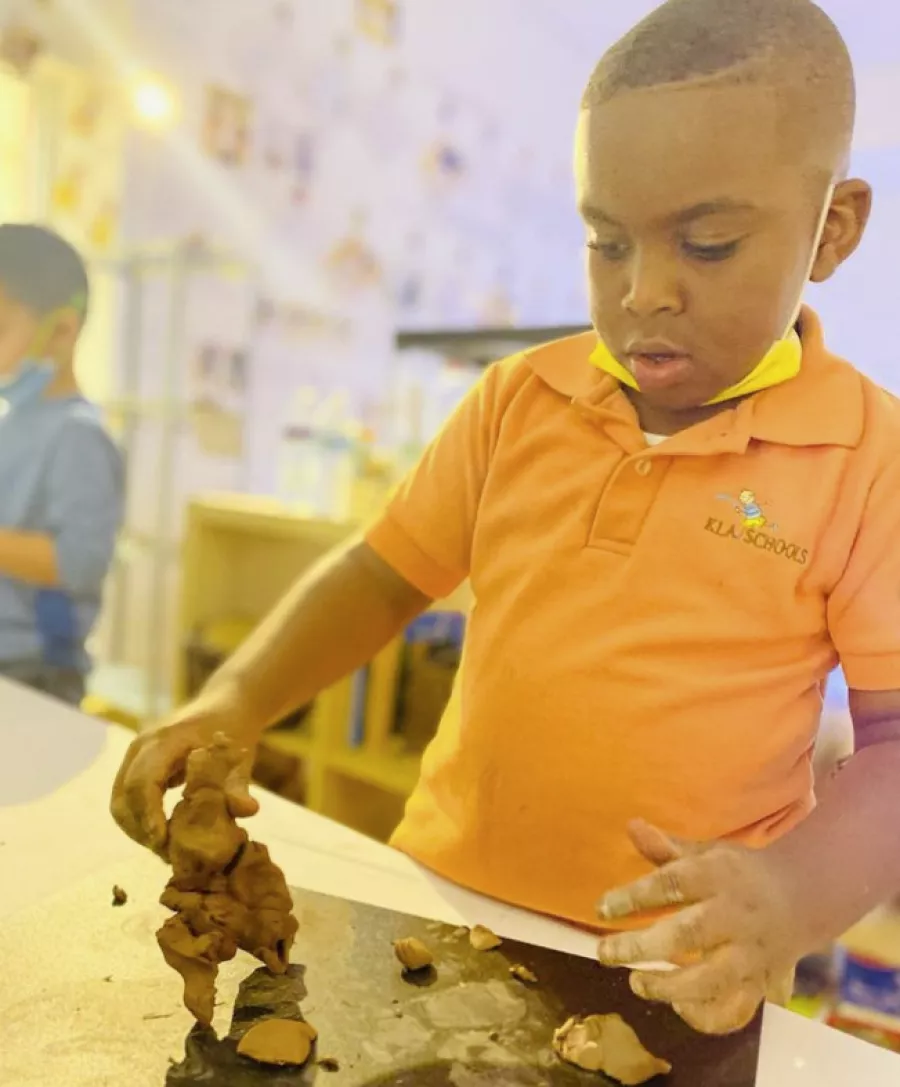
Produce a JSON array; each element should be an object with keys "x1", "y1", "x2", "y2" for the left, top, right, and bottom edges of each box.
[{"x1": 176, "y1": 493, "x2": 468, "y2": 841}]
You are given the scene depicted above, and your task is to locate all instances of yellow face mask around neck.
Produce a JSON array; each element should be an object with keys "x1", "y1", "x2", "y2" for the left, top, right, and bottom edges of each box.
[{"x1": 588, "y1": 327, "x2": 803, "y2": 406}]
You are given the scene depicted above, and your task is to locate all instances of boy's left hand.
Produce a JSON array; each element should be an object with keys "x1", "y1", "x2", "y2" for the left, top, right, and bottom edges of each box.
[{"x1": 595, "y1": 820, "x2": 802, "y2": 1035}]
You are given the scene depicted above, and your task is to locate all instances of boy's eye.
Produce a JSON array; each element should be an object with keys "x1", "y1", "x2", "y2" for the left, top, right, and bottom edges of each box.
[
  {"x1": 681, "y1": 239, "x2": 741, "y2": 262},
  {"x1": 586, "y1": 239, "x2": 630, "y2": 261}
]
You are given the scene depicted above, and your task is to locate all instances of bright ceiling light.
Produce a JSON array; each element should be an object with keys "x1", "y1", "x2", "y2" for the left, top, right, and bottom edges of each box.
[{"x1": 132, "y1": 78, "x2": 176, "y2": 128}]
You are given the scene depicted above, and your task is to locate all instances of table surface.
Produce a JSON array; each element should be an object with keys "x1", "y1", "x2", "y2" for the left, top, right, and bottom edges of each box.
[{"x1": 1, "y1": 679, "x2": 897, "y2": 1086}]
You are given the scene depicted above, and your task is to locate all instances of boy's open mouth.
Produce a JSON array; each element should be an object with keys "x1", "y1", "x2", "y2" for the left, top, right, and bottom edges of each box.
[{"x1": 627, "y1": 348, "x2": 693, "y2": 392}]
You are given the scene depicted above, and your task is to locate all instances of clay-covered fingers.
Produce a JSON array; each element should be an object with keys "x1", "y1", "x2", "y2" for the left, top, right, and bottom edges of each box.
[
  {"x1": 110, "y1": 728, "x2": 190, "y2": 855},
  {"x1": 671, "y1": 984, "x2": 764, "y2": 1035},
  {"x1": 223, "y1": 747, "x2": 259, "y2": 819},
  {"x1": 628, "y1": 946, "x2": 764, "y2": 1031},
  {"x1": 596, "y1": 902, "x2": 728, "y2": 968},
  {"x1": 110, "y1": 724, "x2": 260, "y2": 854},
  {"x1": 597, "y1": 855, "x2": 712, "y2": 923}
]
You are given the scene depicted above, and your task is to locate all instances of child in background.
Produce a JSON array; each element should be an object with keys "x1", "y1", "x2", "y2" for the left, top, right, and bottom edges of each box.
[
  {"x1": 0, "y1": 224, "x2": 123, "y2": 705},
  {"x1": 114, "y1": 0, "x2": 900, "y2": 1035}
]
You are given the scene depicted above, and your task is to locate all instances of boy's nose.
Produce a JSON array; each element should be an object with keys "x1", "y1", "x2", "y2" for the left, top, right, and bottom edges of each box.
[{"x1": 621, "y1": 252, "x2": 683, "y2": 318}]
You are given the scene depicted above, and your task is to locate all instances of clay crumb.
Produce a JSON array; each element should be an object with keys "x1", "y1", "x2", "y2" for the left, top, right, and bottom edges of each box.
[
  {"x1": 469, "y1": 924, "x2": 502, "y2": 952},
  {"x1": 394, "y1": 937, "x2": 434, "y2": 971},
  {"x1": 509, "y1": 964, "x2": 538, "y2": 984},
  {"x1": 237, "y1": 1019, "x2": 314, "y2": 1067},
  {"x1": 102, "y1": 975, "x2": 113, "y2": 983},
  {"x1": 318, "y1": 1057, "x2": 341, "y2": 1072},
  {"x1": 489, "y1": 1031, "x2": 501, "y2": 1043},
  {"x1": 112, "y1": 885, "x2": 128, "y2": 907},
  {"x1": 553, "y1": 1014, "x2": 671, "y2": 1085}
]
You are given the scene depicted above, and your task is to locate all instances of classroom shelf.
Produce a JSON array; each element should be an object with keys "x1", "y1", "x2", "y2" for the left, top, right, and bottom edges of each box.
[
  {"x1": 175, "y1": 493, "x2": 469, "y2": 842},
  {"x1": 325, "y1": 745, "x2": 423, "y2": 798},
  {"x1": 260, "y1": 728, "x2": 314, "y2": 761}
]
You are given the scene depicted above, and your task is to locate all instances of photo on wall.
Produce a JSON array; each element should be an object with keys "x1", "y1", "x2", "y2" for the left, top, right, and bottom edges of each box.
[
  {"x1": 355, "y1": 0, "x2": 401, "y2": 46},
  {"x1": 202, "y1": 85, "x2": 253, "y2": 167}
]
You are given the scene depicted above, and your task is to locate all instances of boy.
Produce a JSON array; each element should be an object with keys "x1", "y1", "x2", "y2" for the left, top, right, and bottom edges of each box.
[
  {"x1": 112, "y1": 0, "x2": 900, "y2": 1034},
  {"x1": 0, "y1": 224, "x2": 122, "y2": 705}
]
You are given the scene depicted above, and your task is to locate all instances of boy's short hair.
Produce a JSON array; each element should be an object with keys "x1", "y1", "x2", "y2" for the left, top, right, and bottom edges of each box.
[
  {"x1": 0, "y1": 224, "x2": 90, "y2": 321},
  {"x1": 583, "y1": 0, "x2": 855, "y2": 154}
]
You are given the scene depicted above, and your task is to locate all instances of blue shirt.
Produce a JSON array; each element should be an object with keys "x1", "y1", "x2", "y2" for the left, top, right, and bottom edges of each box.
[{"x1": 0, "y1": 396, "x2": 123, "y2": 673}]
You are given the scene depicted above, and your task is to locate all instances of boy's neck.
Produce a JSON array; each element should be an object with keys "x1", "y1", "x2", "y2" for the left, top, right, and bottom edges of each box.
[
  {"x1": 44, "y1": 364, "x2": 81, "y2": 400},
  {"x1": 628, "y1": 393, "x2": 733, "y2": 437}
]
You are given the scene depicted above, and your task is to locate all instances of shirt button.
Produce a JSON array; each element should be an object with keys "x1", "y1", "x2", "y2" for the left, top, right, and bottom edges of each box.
[{"x1": 635, "y1": 459, "x2": 652, "y2": 476}]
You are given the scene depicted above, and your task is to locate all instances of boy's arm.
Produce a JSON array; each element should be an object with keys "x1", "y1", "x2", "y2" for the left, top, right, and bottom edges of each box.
[
  {"x1": 112, "y1": 362, "x2": 510, "y2": 852},
  {"x1": 750, "y1": 688, "x2": 900, "y2": 945},
  {"x1": 44, "y1": 413, "x2": 123, "y2": 596},
  {"x1": 0, "y1": 414, "x2": 122, "y2": 589},
  {"x1": 0, "y1": 529, "x2": 60, "y2": 586},
  {"x1": 209, "y1": 539, "x2": 432, "y2": 739}
]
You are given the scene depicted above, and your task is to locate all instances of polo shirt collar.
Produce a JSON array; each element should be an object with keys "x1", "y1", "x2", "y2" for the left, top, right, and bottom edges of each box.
[{"x1": 525, "y1": 307, "x2": 864, "y2": 450}]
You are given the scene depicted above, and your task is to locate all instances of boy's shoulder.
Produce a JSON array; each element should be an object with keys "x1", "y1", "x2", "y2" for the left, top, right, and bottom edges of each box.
[
  {"x1": 486, "y1": 330, "x2": 598, "y2": 402},
  {"x1": 49, "y1": 397, "x2": 115, "y2": 435},
  {"x1": 39, "y1": 397, "x2": 122, "y2": 466},
  {"x1": 814, "y1": 350, "x2": 900, "y2": 456}
]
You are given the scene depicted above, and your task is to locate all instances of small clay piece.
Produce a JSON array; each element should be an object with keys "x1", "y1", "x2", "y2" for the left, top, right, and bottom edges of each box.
[
  {"x1": 155, "y1": 733, "x2": 299, "y2": 1026},
  {"x1": 394, "y1": 937, "x2": 434, "y2": 971},
  {"x1": 509, "y1": 964, "x2": 538, "y2": 984},
  {"x1": 237, "y1": 1019, "x2": 314, "y2": 1067},
  {"x1": 469, "y1": 924, "x2": 502, "y2": 952},
  {"x1": 318, "y1": 1057, "x2": 341, "y2": 1072},
  {"x1": 296, "y1": 1020, "x2": 318, "y2": 1042},
  {"x1": 112, "y1": 885, "x2": 128, "y2": 907},
  {"x1": 553, "y1": 1014, "x2": 672, "y2": 1085}
]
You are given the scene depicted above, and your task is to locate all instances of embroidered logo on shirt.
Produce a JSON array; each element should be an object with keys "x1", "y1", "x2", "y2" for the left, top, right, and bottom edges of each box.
[{"x1": 705, "y1": 489, "x2": 808, "y2": 565}]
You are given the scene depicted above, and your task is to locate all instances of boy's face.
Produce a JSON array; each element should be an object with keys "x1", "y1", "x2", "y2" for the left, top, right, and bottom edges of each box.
[
  {"x1": 0, "y1": 288, "x2": 40, "y2": 378},
  {"x1": 575, "y1": 81, "x2": 871, "y2": 430},
  {"x1": 0, "y1": 286, "x2": 81, "y2": 377}
]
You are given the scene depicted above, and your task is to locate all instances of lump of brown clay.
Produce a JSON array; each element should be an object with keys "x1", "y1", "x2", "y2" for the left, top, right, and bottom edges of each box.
[
  {"x1": 509, "y1": 964, "x2": 538, "y2": 984},
  {"x1": 156, "y1": 733, "x2": 299, "y2": 1026},
  {"x1": 469, "y1": 924, "x2": 502, "y2": 952},
  {"x1": 394, "y1": 937, "x2": 433, "y2": 971},
  {"x1": 237, "y1": 1019, "x2": 315, "y2": 1066},
  {"x1": 112, "y1": 885, "x2": 128, "y2": 907},
  {"x1": 553, "y1": 1014, "x2": 671, "y2": 1085}
]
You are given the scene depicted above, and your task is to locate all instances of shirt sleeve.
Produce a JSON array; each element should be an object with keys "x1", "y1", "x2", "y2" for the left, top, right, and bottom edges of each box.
[
  {"x1": 44, "y1": 414, "x2": 124, "y2": 598},
  {"x1": 828, "y1": 454, "x2": 900, "y2": 690},
  {"x1": 366, "y1": 361, "x2": 511, "y2": 599}
]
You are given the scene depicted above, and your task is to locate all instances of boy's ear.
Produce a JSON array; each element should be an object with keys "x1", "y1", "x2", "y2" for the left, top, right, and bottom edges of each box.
[
  {"x1": 809, "y1": 178, "x2": 872, "y2": 284},
  {"x1": 44, "y1": 306, "x2": 84, "y2": 349}
]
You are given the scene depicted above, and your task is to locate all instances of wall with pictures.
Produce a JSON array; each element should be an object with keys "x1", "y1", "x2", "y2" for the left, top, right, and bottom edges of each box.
[{"x1": 117, "y1": 0, "x2": 602, "y2": 496}]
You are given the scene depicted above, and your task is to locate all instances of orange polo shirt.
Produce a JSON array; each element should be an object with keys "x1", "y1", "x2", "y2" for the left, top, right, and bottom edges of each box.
[{"x1": 366, "y1": 308, "x2": 900, "y2": 928}]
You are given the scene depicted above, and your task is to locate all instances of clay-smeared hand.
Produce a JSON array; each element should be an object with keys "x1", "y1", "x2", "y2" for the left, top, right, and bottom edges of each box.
[
  {"x1": 595, "y1": 820, "x2": 802, "y2": 1034},
  {"x1": 110, "y1": 692, "x2": 259, "y2": 857}
]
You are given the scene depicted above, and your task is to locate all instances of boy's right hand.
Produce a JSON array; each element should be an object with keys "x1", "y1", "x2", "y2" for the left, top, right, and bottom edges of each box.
[{"x1": 110, "y1": 693, "x2": 259, "y2": 857}]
